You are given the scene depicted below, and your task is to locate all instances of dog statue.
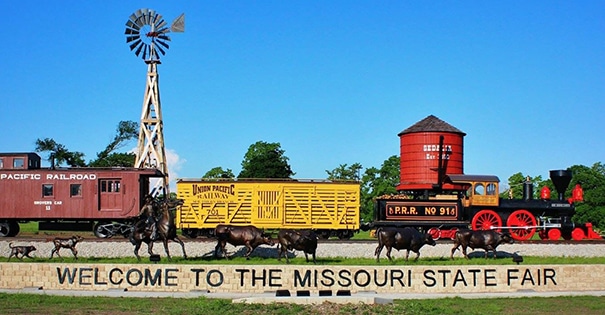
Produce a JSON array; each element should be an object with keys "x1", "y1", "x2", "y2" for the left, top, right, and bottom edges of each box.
[
  {"x1": 8, "y1": 243, "x2": 37, "y2": 261},
  {"x1": 50, "y1": 235, "x2": 84, "y2": 260}
]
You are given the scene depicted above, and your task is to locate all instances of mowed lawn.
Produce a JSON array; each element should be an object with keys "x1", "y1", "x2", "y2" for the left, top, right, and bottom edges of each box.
[{"x1": 0, "y1": 293, "x2": 604, "y2": 315}]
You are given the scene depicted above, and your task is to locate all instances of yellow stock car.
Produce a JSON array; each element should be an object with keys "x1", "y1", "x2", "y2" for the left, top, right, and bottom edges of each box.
[{"x1": 176, "y1": 179, "x2": 360, "y2": 239}]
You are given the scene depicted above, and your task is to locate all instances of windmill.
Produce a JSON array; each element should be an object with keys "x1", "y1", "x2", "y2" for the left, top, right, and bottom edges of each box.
[{"x1": 125, "y1": 9, "x2": 184, "y2": 196}]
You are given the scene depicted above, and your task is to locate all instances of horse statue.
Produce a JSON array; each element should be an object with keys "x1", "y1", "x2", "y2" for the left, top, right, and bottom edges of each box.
[{"x1": 129, "y1": 197, "x2": 187, "y2": 261}]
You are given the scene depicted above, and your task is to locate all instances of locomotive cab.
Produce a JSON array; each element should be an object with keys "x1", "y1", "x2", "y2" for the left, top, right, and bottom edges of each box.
[{"x1": 446, "y1": 174, "x2": 500, "y2": 208}]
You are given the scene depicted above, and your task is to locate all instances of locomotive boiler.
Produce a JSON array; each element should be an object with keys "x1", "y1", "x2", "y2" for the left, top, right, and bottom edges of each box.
[{"x1": 369, "y1": 115, "x2": 601, "y2": 241}]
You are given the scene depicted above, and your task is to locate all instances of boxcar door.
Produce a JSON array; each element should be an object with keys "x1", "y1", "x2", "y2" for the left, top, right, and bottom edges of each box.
[{"x1": 99, "y1": 178, "x2": 123, "y2": 211}]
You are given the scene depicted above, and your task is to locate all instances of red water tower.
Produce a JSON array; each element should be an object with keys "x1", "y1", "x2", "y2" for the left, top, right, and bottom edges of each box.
[{"x1": 396, "y1": 115, "x2": 466, "y2": 192}]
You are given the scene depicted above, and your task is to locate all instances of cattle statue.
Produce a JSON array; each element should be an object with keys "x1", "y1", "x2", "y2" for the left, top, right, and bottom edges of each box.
[
  {"x1": 214, "y1": 224, "x2": 275, "y2": 259},
  {"x1": 277, "y1": 229, "x2": 318, "y2": 264},
  {"x1": 450, "y1": 229, "x2": 514, "y2": 259},
  {"x1": 375, "y1": 227, "x2": 436, "y2": 262}
]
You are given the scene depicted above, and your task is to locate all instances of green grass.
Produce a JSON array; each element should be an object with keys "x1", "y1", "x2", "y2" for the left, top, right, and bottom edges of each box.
[{"x1": 0, "y1": 293, "x2": 603, "y2": 315}]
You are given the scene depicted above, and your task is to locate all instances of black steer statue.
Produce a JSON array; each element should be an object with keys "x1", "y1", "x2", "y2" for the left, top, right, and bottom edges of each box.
[
  {"x1": 214, "y1": 224, "x2": 275, "y2": 259},
  {"x1": 375, "y1": 227, "x2": 436, "y2": 262},
  {"x1": 277, "y1": 229, "x2": 318, "y2": 264},
  {"x1": 450, "y1": 229, "x2": 514, "y2": 259}
]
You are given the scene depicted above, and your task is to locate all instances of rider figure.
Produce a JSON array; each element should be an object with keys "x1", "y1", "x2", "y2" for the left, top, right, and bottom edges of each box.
[{"x1": 138, "y1": 195, "x2": 158, "y2": 240}]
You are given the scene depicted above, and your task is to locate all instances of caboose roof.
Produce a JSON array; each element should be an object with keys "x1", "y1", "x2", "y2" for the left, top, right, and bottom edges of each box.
[{"x1": 398, "y1": 115, "x2": 466, "y2": 136}]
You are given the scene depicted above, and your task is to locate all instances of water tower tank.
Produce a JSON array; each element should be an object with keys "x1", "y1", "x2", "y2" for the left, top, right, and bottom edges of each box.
[{"x1": 396, "y1": 115, "x2": 466, "y2": 191}]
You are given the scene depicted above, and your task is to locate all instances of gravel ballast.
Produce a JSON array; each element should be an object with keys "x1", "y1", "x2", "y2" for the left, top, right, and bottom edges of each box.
[{"x1": 2, "y1": 240, "x2": 604, "y2": 260}]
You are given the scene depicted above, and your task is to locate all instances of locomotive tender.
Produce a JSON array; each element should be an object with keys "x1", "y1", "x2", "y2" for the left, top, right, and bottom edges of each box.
[
  {"x1": 0, "y1": 152, "x2": 164, "y2": 237},
  {"x1": 369, "y1": 115, "x2": 601, "y2": 241}
]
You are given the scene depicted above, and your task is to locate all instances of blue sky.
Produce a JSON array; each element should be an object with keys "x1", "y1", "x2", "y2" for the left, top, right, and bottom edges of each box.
[{"x1": 1, "y1": 1, "x2": 603, "y2": 189}]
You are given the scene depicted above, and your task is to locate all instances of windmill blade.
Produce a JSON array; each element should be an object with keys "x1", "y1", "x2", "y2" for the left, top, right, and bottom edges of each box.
[
  {"x1": 156, "y1": 26, "x2": 171, "y2": 34},
  {"x1": 150, "y1": 11, "x2": 159, "y2": 26},
  {"x1": 134, "y1": 9, "x2": 145, "y2": 27},
  {"x1": 125, "y1": 27, "x2": 140, "y2": 35},
  {"x1": 135, "y1": 42, "x2": 146, "y2": 57},
  {"x1": 171, "y1": 13, "x2": 185, "y2": 32},
  {"x1": 142, "y1": 45, "x2": 148, "y2": 60},
  {"x1": 129, "y1": 38, "x2": 142, "y2": 51},
  {"x1": 128, "y1": 13, "x2": 138, "y2": 23},
  {"x1": 155, "y1": 19, "x2": 168, "y2": 32},
  {"x1": 154, "y1": 41, "x2": 166, "y2": 55},
  {"x1": 126, "y1": 35, "x2": 140, "y2": 43},
  {"x1": 156, "y1": 38, "x2": 170, "y2": 50},
  {"x1": 125, "y1": 20, "x2": 140, "y2": 31},
  {"x1": 146, "y1": 9, "x2": 154, "y2": 26},
  {"x1": 157, "y1": 34, "x2": 171, "y2": 42}
]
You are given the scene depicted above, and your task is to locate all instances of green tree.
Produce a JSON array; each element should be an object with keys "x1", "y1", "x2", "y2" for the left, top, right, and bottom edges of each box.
[
  {"x1": 500, "y1": 172, "x2": 543, "y2": 199},
  {"x1": 359, "y1": 155, "x2": 400, "y2": 222},
  {"x1": 89, "y1": 121, "x2": 138, "y2": 167},
  {"x1": 36, "y1": 121, "x2": 138, "y2": 168},
  {"x1": 326, "y1": 163, "x2": 363, "y2": 181},
  {"x1": 568, "y1": 163, "x2": 605, "y2": 230},
  {"x1": 204, "y1": 167, "x2": 235, "y2": 179},
  {"x1": 35, "y1": 138, "x2": 86, "y2": 168},
  {"x1": 238, "y1": 141, "x2": 294, "y2": 178}
]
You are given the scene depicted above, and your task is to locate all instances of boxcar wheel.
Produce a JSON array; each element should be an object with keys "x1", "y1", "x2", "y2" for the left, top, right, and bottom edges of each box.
[
  {"x1": 337, "y1": 230, "x2": 354, "y2": 240},
  {"x1": 182, "y1": 228, "x2": 199, "y2": 239},
  {"x1": 7, "y1": 221, "x2": 19, "y2": 237},
  {"x1": 0, "y1": 222, "x2": 11, "y2": 237},
  {"x1": 93, "y1": 222, "x2": 112, "y2": 238}
]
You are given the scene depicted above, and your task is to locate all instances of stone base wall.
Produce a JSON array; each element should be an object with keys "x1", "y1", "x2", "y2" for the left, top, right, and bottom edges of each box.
[{"x1": 1, "y1": 263, "x2": 604, "y2": 295}]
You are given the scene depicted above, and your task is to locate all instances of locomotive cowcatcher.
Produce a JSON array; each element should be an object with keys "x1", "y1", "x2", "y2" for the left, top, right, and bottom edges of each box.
[
  {"x1": 0, "y1": 152, "x2": 164, "y2": 238},
  {"x1": 368, "y1": 115, "x2": 601, "y2": 241}
]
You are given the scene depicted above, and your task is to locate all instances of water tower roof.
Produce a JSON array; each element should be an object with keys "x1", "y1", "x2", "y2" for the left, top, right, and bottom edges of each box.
[{"x1": 398, "y1": 115, "x2": 466, "y2": 136}]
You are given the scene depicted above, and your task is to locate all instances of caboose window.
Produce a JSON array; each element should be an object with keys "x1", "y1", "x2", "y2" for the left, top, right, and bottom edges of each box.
[
  {"x1": 43, "y1": 184, "x2": 54, "y2": 197},
  {"x1": 13, "y1": 158, "x2": 24, "y2": 169},
  {"x1": 100, "y1": 179, "x2": 121, "y2": 193},
  {"x1": 70, "y1": 184, "x2": 82, "y2": 197},
  {"x1": 0, "y1": 158, "x2": 3, "y2": 169}
]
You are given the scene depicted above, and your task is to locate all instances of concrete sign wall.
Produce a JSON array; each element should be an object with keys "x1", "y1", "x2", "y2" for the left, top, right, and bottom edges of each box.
[{"x1": 1, "y1": 263, "x2": 604, "y2": 295}]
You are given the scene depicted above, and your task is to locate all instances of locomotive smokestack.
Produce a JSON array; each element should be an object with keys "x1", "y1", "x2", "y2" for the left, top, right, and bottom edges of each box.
[{"x1": 550, "y1": 170, "x2": 572, "y2": 201}]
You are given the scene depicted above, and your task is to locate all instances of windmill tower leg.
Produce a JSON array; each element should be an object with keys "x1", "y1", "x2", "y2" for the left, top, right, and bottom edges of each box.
[{"x1": 135, "y1": 61, "x2": 169, "y2": 196}]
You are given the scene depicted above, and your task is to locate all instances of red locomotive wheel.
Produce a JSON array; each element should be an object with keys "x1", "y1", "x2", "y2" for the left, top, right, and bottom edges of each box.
[
  {"x1": 506, "y1": 210, "x2": 537, "y2": 241},
  {"x1": 471, "y1": 210, "x2": 502, "y2": 232},
  {"x1": 427, "y1": 227, "x2": 441, "y2": 241},
  {"x1": 571, "y1": 228, "x2": 585, "y2": 241},
  {"x1": 548, "y1": 228, "x2": 561, "y2": 240}
]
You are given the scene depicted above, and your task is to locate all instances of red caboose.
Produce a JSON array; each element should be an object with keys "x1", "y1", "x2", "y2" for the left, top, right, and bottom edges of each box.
[{"x1": 0, "y1": 152, "x2": 164, "y2": 238}]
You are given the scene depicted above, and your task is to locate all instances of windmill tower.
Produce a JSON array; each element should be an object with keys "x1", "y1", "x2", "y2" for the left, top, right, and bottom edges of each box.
[{"x1": 125, "y1": 9, "x2": 184, "y2": 196}]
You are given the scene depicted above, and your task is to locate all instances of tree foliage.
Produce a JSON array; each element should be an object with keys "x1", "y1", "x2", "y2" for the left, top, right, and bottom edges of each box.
[
  {"x1": 89, "y1": 121, "x2": 138, "y2": 167},
  {"x1": 359, "y1": 156, "x2": 400, "y2": 222},
  {"x1": 500, "y1": 173, "x2": 544, "y2": 199},
  {"x1": 568, "y1": 163, "x2": 605, "y2": 230},
  {"x1": 238, "y1": 141, "x2": 294, "y2": 178},
  {"x1": 326, "y1": 156, "x2": 400, "y2": 223},
  {"x1": 35, "y1": 138, "x2": 86, "y2": 168},
  {"x1": 204, "y1": 167, "x2": 235, "y2": 179},
  {"x1": 326, "y1": 163, "x2": 363, "y2": 181},
  {"x1": 36, "y1": 120, "x2": 138, "y2": 168}
]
